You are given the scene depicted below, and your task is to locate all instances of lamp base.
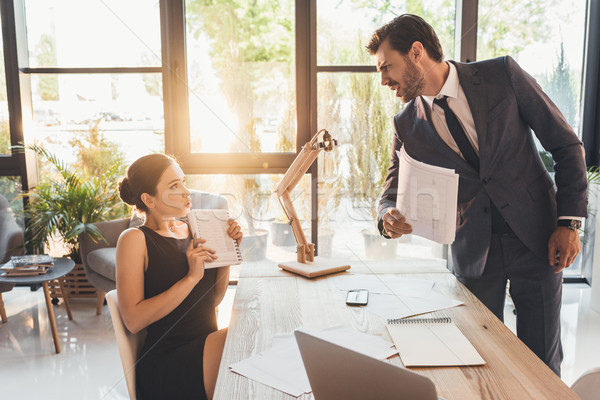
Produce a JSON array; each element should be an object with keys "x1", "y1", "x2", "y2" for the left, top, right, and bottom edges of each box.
[{"x1": 278, "y1": 257, "x2": 351, "y2": 278}]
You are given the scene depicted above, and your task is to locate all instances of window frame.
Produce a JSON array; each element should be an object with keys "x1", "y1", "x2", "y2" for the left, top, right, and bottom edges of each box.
[{"x1": 1, "y1": 0, "x2": 597, "y2": 269}]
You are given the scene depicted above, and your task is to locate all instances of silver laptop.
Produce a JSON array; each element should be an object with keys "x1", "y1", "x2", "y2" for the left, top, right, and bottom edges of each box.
[{"x1": 295, "y1": 329, "x2": 439, "y2": 400}]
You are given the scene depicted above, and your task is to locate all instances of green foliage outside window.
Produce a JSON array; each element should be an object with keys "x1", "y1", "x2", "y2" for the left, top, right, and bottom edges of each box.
[
  {"x1": 477, "y1": 0, "x2": 559, "y2": 60},
  {"x1": 68, "y1": 119, "x2": 127, "y2": 179},
  {"x1": 0, "y1": 120, "x2": 9, "y2": 154},
  {"x1": 35, "y1": 34, "x2": 59, "y2": 101},
  {"x1": 542, "y1": 42, "x2": 578, "y2": 130}
]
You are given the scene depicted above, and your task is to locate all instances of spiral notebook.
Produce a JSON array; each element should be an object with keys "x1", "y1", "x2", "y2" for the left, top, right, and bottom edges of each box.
[
  {"x1": 187, "y1": 209, "x2": 243, "y2": 269},
  {"x1": 386, "y1": 312, "x2": 485, "y2": 367}
]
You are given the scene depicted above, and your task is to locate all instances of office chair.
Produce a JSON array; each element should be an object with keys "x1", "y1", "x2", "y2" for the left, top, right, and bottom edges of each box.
[
  {"x1": 106, "y1": 290, "x2": 147, "y2": 400},
  {"x1": 0, "y1": 193, "x2": 25, "y2": 322},
  {"x1": 571, "y1": 367, "x2": 600, "y2": 400}
]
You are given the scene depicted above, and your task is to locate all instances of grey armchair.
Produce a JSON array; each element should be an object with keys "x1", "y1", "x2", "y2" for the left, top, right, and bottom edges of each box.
[
  {"x1": 0, "y1": 194, "x2": 25, "y2": 322},
  {"x1": 79, "y1": 190, "x2": 229, "y2": 315}
]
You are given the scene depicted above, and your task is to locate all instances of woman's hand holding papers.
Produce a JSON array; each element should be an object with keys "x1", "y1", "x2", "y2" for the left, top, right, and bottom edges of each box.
[{"x1": 382, "y1": 208, "x2": 413, "y2": 238}]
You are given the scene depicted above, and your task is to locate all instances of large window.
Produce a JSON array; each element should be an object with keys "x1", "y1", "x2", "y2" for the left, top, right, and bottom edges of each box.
[
  {"x1": 185, "y1": 0, "x2": 296, "y2": 154},
  {"x1": 28, "y1": 73, "x2": 164, "y2": 166},
  {"x1": 23, "y1": 0, "x2": 164, "y2": 180},
  {"x1": 24, "y1": 0, "x2": 161, "y2": 68},
  {"x1": 0, "y1": 1, "x2": 595, "y2": 273}
]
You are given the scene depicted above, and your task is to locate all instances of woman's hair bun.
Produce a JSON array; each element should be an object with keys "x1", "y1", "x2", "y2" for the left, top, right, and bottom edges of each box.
[{"x1": 118, "y1": 177, "x2": 136, "y2": 205}]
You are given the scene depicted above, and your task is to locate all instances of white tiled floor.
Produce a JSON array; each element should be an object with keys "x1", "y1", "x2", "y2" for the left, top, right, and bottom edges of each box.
[{"x1": 1, "y1": 283, "x2": 599, "y2": 399}]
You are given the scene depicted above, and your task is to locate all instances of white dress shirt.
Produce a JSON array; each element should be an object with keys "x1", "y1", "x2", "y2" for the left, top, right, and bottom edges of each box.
[{"x1": 422, "y1": 62, "x2": 479, "y2": 158}]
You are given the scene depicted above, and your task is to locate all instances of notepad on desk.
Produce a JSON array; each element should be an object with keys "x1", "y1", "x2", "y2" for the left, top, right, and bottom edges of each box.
[
  {"x1": 386, "y1": 312, "x2": 485, "y2": 367},
  {"x1": 187, "y1": 209, "x2": 243, "y2": 269}
]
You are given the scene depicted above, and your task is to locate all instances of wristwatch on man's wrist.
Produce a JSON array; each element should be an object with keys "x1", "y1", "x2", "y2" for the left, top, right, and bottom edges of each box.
[{"x1": 557, "y1": 219, "x2": 582, "y2": 231}]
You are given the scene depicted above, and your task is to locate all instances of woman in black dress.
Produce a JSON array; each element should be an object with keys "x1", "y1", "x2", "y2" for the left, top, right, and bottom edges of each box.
[{"x1": 115, "y1": 154, "x2": 242, "y2": 399}]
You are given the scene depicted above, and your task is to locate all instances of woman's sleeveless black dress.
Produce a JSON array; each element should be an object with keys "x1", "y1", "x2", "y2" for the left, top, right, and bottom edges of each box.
[{"x1": 136, "y1": 226, "x2": 218, "y2": 400}]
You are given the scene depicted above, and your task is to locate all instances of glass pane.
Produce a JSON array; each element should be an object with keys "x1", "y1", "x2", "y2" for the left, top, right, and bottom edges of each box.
[
  {"x1": 0, "y1": 176, "x2": 24, "y2": 231},
  {"x1": 28, "y1": 73, "x2": 164, "y2": 176},
  {"x1": 0, "y1": 15, "x2": 10, "y2": 155},
  {"x1": 186, "y1": 174, "x2": 311, "y2": 264},
  {"x1": 24, "y1": 0, "x2": 161, "y2": 68},
  {"x1": 317, "y1": 72, "x2": 446, "y2": 262},
  {"x1": 317, "y1": 1, "x2": 456, "y2": 65},
  {"x1": 185, "y1": 0, "x2": 296, "y2": 153},
  {"x1": 477, "y1": 0, "x2": 586, "y2": 134}
]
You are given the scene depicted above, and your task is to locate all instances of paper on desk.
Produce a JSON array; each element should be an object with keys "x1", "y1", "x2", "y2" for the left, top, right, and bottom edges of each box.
[
  {"x1": 396, "y1": 147, "x2": 459, "y2": 244},
  {"x1": 230, "y1": 333, "x2": 310, "y2": 397},
  {"x1": 228, "y1": 326, "x2": 396, "y2": 397},
  {"x1": 334, "y1": 274, "x2": 435, "y2": 297},
  {"x1": 309, "y1": 325, "x2": 397, "y2": 359},
  {"x1": 365, "y1": 290, "x2": 463, "y2": 321}
]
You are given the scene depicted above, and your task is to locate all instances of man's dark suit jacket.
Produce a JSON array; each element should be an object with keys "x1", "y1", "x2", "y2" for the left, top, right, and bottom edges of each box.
[{"x1": 378, "y1": 56, "x2": 588, "y2": 278}]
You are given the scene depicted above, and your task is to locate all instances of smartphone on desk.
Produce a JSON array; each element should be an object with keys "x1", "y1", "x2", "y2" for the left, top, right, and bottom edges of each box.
[{"x1": 346, "y1": 289, "x2": 369, "y2": 306}]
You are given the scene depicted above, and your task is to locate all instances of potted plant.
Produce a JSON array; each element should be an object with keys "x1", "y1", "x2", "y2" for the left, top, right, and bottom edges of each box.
[
  {"x1": 21, "y1": 144, "x2": 127, "y2": 261},
  {"x1": 17, "y1": 144, "x2": 127, "y2": 303}
]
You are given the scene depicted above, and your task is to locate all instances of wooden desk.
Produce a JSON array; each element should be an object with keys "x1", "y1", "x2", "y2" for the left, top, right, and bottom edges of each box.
[{"x1": 214, "y1": 265, "x2": 578, "y2": 399}]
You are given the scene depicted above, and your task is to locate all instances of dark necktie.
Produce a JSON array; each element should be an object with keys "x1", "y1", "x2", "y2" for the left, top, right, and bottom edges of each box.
[
  {"x1": 433, "y1": 96, "x2": 511, "y2": 233},
  {"x1": 433, "y1": 96, "x2": 480, "y2": 171}
]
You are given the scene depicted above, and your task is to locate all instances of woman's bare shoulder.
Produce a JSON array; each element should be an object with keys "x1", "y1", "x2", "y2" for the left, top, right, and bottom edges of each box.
[{"x1": 117, "y1": 226, "x2": 146, "y2": 247}]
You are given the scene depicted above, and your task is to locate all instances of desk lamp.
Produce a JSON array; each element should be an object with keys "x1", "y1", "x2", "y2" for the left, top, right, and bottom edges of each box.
[{"x1": 276, "y1": 129, "x2": 351, "y2": 278}]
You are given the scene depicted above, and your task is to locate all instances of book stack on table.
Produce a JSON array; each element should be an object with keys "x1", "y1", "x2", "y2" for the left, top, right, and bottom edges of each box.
[{"x1": 0, "y1": 255, "x2": 54, "y2": 277}]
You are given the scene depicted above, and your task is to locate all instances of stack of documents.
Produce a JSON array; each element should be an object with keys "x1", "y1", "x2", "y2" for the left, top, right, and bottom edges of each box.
[
  {"x1": 229, "y1": 325, "x2": 397, "y2": 397},
  {"x1": 396, "y1": 147, "x2": 459, "y2": 244}
]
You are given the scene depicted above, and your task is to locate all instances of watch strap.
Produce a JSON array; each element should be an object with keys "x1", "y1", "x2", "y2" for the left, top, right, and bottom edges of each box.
[{"x1": 557, "y1": 219, "x2": 582, "y2": 230}]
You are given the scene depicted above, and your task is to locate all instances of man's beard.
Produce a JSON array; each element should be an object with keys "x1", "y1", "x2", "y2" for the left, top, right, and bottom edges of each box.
[{"x1": 400, "y1": 56, "x2": 425, "y2": 103}]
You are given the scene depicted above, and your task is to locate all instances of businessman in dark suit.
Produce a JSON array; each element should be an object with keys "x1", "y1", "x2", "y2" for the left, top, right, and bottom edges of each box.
[{"x1": 368, "y1": 15, "x2": 587, "y2": 375}]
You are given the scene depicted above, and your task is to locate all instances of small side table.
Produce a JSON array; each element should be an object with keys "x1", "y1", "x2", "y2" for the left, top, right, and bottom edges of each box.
[{"x1": 0, "y1": 257, "x2": 75, "y2": 353}]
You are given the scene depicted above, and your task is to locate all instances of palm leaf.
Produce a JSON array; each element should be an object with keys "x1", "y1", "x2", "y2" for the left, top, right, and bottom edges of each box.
[{"x1": 20, "y1": 146, "x2": 129, "y2": 257}]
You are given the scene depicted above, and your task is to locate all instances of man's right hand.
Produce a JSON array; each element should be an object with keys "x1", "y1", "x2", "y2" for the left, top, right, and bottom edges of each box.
[{"x1": 382, "y1": 208, "x2": 413, "y2": 238}]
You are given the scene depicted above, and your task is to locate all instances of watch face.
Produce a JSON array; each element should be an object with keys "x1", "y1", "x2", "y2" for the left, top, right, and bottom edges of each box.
[{"x1": 570, "y1": 220, "x2": 582, "y2": 230}]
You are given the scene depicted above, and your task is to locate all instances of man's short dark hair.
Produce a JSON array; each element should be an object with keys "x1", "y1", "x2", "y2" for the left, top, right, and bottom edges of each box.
[{"x1": 367, "y1": 14, "x2": 444, "y2": 63}]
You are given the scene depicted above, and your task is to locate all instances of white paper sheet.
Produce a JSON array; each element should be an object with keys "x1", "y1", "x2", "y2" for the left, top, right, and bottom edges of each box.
[
  {"x1": 396, "y1": 148, "x2": 459, "y2": 244},
  {"x1": 228, "y1": 326, "x2": 397, "y2": 397},
  {"x1": 308, "y1": 325, "x2": 397, "y2": 360},
  {"x1": 333, "y1": 274, "x2": 435, "y2": 298},
  {"x1": 365, "y1": 291, "x2": 463, "y2": 321},
  {"x1": 229, "y1": 334, "x2": 310, "y2": 397}
]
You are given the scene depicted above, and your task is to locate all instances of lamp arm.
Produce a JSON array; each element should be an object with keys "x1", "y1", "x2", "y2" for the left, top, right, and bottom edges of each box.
[
  {"x1": 276, "y1": 129, "x2": 336, "y2": 263},
  {"x1": 280, "y1": 190, "x2": 309, "y2": 250}
]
